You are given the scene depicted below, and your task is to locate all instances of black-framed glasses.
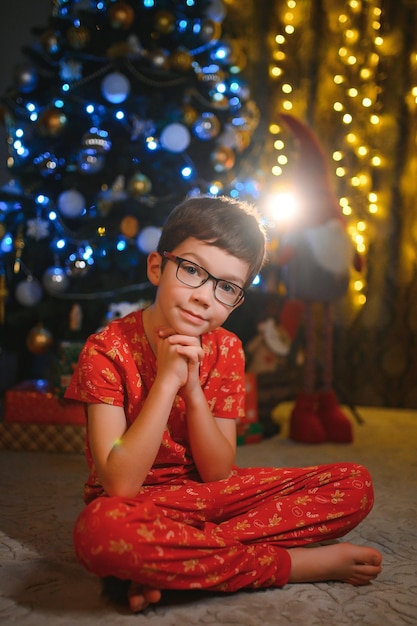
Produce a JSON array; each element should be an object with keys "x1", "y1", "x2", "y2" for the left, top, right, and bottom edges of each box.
[{"x1": 163, "y1": 251, "x2": 245, "y2": 307}]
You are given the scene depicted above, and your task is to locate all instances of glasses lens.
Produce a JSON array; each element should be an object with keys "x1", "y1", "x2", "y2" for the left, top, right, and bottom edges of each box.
[
  {"x1": 177, "y1": 260, "x2": 207, "y2": 287},
  {"x1": 215, "y1": 281, "x2": 243, "y2": 306}
]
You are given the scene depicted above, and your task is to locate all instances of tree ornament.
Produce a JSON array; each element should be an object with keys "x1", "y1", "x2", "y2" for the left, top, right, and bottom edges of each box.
[
  {"x1": 137, "y1": 226, "x2": 161, "y2": 254},
  {"x1": 193, "y1": 112, "x2": 221, "y2": 140},
  {"x1": 148, "y1": 49, "x2": 169, "y2": 70},
  {"x1": 108, "y1": 1, "x2": 135, "y2": 30},
  {"x1": 42, "y1": 266, "x2": 69, "y2": 294},
  {"x1": 37, "y1": 108, "x2": 68, "y2": 137},
  {"x1": 120, "y1": 215, "x2": 140, "y2": 238},
  {"x1": 210, "y1": 145, "x2": 235, "y2": 172},
  {"x1": 66, "y1": 253, "x2": 91, "y2": 277},
  {"x1": 67, "y1": 24, "x2": 90, "y2": 50},
  {"x1": 101, "y1": 71, "x2": 131, "y2": 103},
  {"x1": 15, "y1": 276, "x2": 43, "y2": 307},
  {"x1": 200, "y1": 19, "x2": 222, "y2": 43},
  {"x1": 170, "y1": 50, "x2": 193, "y2": 73},
  {"x1": 40, "y1": 29, "x2": 62, "y2": 56},
  {"x1": 26, "y1": 323, "x2": 53, "y2": 355},
  {"x1": 57, "y1": 189, "x2": 85, "y2": 218},
  {"x1": 153, "y1": 10, "x2": 176, "y2": 35},
  {"x1": 182, "y1": 104, "x2": 198, "y2": 126},
  {"x1": 26, "y1": 216, "x2": 50, "y2": 240},
  {"x1": 127, "y1": 172, "x2": 152, "y2": 197},
  {"x1": 160, "y1": 123, "x2": 191, "y2": 153},
  {"x1": 14, "y1": 63, "x2": 38, "y2": 93},
  {"x1": 59, "y1": 59, "x2": 83, "y2": 82},
  {"x1": 77, "y1": 149, "x2": 105, "y2": 174}
]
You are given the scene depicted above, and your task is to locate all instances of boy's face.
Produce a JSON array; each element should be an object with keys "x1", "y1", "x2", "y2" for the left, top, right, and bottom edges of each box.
[{"x1": 147, "y1": 237, "x2": 250, "y2": 337}]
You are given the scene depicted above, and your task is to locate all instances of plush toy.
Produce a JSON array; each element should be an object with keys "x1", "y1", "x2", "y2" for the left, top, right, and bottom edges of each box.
[
  {"x1": 245, "y1": 317, "x2": 292, "y2": 375},
  {"x1": 277, "y1": 113, "x2": 355, "y2": 444}
]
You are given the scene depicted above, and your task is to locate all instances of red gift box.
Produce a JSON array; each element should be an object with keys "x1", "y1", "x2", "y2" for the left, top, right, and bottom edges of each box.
[
  {"x1": 242, "y1": 372, "x2": 258, "y2": 424},
  {"x1": 4, "y1": 379, "x2": 85, "y2": 426}
]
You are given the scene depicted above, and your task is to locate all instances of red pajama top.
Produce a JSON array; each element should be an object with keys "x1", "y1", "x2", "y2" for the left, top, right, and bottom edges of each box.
[{"x1": 65, "y1": 309, "x2": 246, "y2": 502}]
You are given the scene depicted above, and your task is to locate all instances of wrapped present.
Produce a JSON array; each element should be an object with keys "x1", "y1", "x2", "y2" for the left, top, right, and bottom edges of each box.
[
  {"x1": 0, "y1": 422, "x2": 85, "y2": 454},
  {"x1": 237, "y1": 421, "x2": 263, "y2": 446},
  {"x1": 4, "y1": 379, "x2": 85, "y2": 426},
  {"x1": 54, "y1": 341, "x2": 84, "y2": 397},
  {"x1": 242, "y1": 372, "x2": 258, "y2": 424}
]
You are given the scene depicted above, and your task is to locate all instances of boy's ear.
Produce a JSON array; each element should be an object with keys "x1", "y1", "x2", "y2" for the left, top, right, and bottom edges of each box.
[{"x1": 147, "y1": 251, "x2": 163, "y2": 286}]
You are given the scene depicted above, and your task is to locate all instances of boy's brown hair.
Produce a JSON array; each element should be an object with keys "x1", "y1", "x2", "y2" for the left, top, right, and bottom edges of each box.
[{"x1": 157, "y1": 195, "x2": 266, "y2": 288}]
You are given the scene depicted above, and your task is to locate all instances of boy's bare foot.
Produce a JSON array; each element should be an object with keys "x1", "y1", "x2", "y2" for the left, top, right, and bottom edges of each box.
[
  {"x1": 128, "y1": 582, "x2": 161, "y2": 613},
  {"x1": 288, "y1": 542, "x2": 382, "y2": 586}
]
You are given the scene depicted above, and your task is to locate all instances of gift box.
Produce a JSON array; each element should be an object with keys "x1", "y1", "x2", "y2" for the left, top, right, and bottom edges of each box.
[
  {"x1": 0, "y1": 422, "x2": 85, "y2": 454},
  {"x1": 242, "y1": 372, "x2": 258, "y2": 424},
  {"x1": 237, "y1": 421, "x2": 263, "y2": 446},
  {"x1": 54, "y1": 341, "x2": 84, "y2": 397},
  {"x1": 4, "y1": 379, "x2": 85, "y2": 426}
]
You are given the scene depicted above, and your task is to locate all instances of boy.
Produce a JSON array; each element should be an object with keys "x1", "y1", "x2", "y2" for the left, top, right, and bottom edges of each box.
[{"x1": 66, "y1": 195, "x2": 382, "y2": 613}]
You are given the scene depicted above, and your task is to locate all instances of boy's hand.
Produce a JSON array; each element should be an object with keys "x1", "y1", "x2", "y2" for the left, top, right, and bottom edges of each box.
[{"x1": 155, "y1": 327, "x2": 204, "y2": 391}]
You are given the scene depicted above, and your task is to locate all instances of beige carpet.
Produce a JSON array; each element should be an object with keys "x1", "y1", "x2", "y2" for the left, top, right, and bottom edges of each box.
[{"x1": 0, "y1": 404, "x2": 416, "y2": 625}]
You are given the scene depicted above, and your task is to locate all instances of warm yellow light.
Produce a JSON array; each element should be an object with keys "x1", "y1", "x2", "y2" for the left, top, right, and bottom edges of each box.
[
  {"x1": 357, "y1": 294, "x2": 367, "y2": 305},
  {"x1": 285, "y1": 24, "x2": 295, "y2": 34},
  {"x1": 274, "y1": 139, "x2": 285, "y2": 149},
  {"x1": 270, "y1": 124, "x2": 280, "y2": 134},
  {"x1": 274, "y1": 51, "x2": 286, "y2": 61},
  {"x1": 357, "y1": 221, "x2": 366, "y2": 231},
  {"x1": 275, "y1": 34, "x2": 285, "y2": 44},
  {"x1": 336, "y1": 167, "x2": 346, "y2": 177},
  {"x1": 333, "y1": 151, "x2": 343, "y2": 161},
  {"x1": 338, "y1": 14, "x2": 348, "y2": 24},
  {"x1": 287, "y1": 0, "x2": 296, "y2": 7},
  {"x1": 271, "y1": 66, "x2": 283, "y2": 77},
  {"x1": 282, "y1": 83, "x2": 293, "y2": 93},
  {"x1": 357, "y1": 242, "x2": 366, "y2": 253},
  {"x1": 375, "y1": 36, "x2": 384, "y2": 47},
  {"x1": 369, "y1": 203, "x2": 378, "y2": 213},
  {"x1": 334, "y1": 74, "x2": 344, "y2": 84},
  {"x1": 347, "y1": 55, "x2": 357, "y2": 65},
  {"x1": 351, "y1": 176, "x2": 360, "y2": 187},
  {"x1": 97, "y1": 226, "x2": 106, "y2": 236},
  {"x1": 343, "y1": 113, "x2": 353, "y2": 124},
  {"x1": 411, "y1": 86, "x2": 417, "y2": 96},
  {"x1": 372, "y1": 20, "x2": 381, "y2": 30},
  {"x1": 348, "y1": 88, "x2": 359, "y2": 97},
  {"x1": 362, "y1": 97, "x2": 372, "y2": 107},
  {"x1": 334, "y1": 101, "x2": 344, "y2": 111},
  {"x1": 360, "y1": 68, "x2": 372, "y2": 80},
  {"x1": 338, "y1": 46, "x2": 348, "y2": 58},
  {"x1": 371, "y1": 156, "x2": 382, "y2": 166},
  {"x1": 370, "y1": 114, "x2": 380, "y2": 125},
  {"x1": 346, "y1": 132, "x2": 357, "y2": 144},
  {"x1": 358, "y1": 146, "x2": 368, "y2": 156},
  {"x1": 272, "y1": 165, "x2": 283, "y2": 176},
  {"x1": 369, "y1": 192, "x2": 377, "y2": 202},
  {"x1": 277, "y1": 155, "x2": 288, "y2": 164},
  {"x1": 284, "y1": 11, "x2": 294, "y2": 22},
  {"x1": 354, "y1": 279, "x2": 364, "y2": 291},
  {"x1": 283, "y1": 100, "x2": 293, "y2": 110},
  {"x1": 340, "y1": 197, "x2": 349, "y2": 207},
  {"x1": 342, "y1": 205, "x2": 352, "y2": 216}
]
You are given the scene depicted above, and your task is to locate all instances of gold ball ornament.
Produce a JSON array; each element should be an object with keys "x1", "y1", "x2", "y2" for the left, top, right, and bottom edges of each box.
[
  {"x1": 127, "y1": 172, "x2": 152, "y2": 197},
  {"x1": 182, "y1": 104, "x2": 198, "y2": 126},
  {"x1": 154, "y1": 10, "x2": 176, "y2": 35},
  {"x1": 170, "y1": 50, "x2": 193, "y2": 73},
  {"x1": 108, "y1": 1, "x2": 135, "y2": 30},
  {"x1": 40, "y1": 29, "x2": 61, "y2": 56},
  {"x1": 67, "y1": 25, "x2": 90, "y2": 50},
  {"x1": 120, "y1": 215, "x2": 140, "y2": 238},
  {"x1": 26, "y1": 323, "x2": 53, "y2": 355},
  {"x1": 37, "y1": 108, "x2": 68, "y2": 137},
  {"x1": 210, "y1": 146, "x2": 235, "y2": 172}
]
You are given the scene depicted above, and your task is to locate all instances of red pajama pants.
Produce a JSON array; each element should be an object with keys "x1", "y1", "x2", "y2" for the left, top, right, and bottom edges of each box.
[{"x1": 73, "y1": 462, "x2": 374, "y2": 591}]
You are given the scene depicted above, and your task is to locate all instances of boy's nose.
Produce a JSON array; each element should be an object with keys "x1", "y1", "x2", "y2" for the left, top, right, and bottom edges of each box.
[{"x1": 191, "y1": 279, "x2": 214, "y2": 303}]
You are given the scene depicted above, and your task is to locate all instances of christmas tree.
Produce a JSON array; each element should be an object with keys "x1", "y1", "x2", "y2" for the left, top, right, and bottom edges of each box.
[{"x1": 0, "y1": 0, "x2": 261, "y2": 382}]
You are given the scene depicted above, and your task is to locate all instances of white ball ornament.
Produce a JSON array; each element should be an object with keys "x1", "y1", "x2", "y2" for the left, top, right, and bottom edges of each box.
[
  {"x1": 160, "y1": 123, "x2": 191, "y2": 153},
  {"x1": 15, "y1": 277, "x2": 43, "y2": 307},
  {"x1": 101, "y1": 71, "x2": 131, "y2": 104},
  {"x1": 137, "y1": 226, "x2": 162, "y2": 254},
  {"x1": 42, "y1": 266, "x2": 69, "y2": 294},
  {"x1": 57, "y1": 189, "x2": 85, "y2": 218}
]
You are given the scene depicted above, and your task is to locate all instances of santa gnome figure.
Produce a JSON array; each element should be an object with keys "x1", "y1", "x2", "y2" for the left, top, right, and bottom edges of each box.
[{"x1": 277, "y1": 113, "x2": 356, "y2": 444}]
